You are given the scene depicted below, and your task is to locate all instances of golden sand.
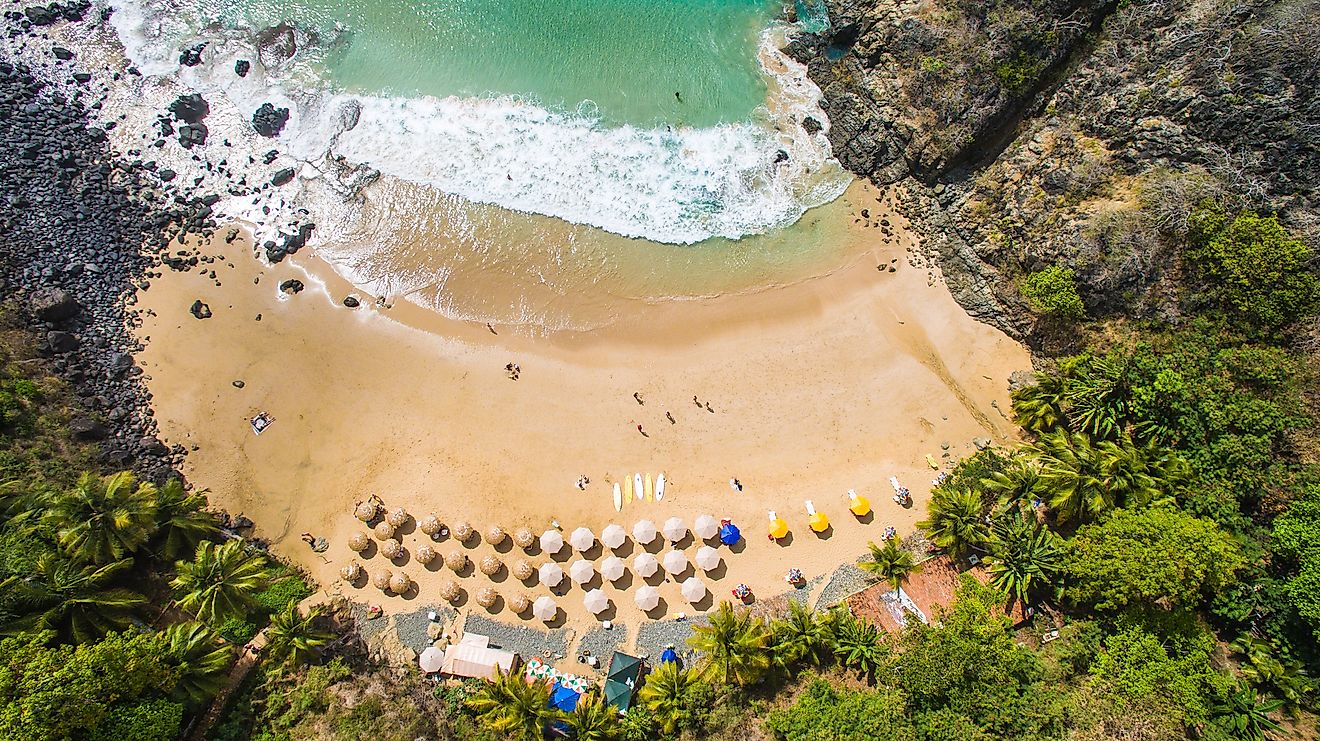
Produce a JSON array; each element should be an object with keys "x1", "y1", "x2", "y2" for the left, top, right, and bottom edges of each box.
[{"x1": 131, "y1": 182, "x2": 1029, "y2": 639}]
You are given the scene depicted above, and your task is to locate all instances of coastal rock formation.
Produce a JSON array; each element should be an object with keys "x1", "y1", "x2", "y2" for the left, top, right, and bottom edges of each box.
[
  {"x1": 251, "y1": 102, "x2": 289, "y2": 137},
  {"x1": 168, "y1": 93, "x2": 209, "y2": 124}
]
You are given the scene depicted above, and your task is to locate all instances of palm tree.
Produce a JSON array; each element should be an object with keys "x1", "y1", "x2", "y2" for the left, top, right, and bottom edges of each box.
[
  {"x1": 2, "y1": 556, "x2": 145, "y2": 643},
  {"x1": 1033, "y1": 431, "x2": 1173, "y2": 523},
  {"x1": 171, "y1": 540, "x2": 271, "y2": 624},
  {"x1": 980, "y1": 455, "x2": 1042, "y2": 512},
  {"x1": 43, "y1": 471, "x2": 158, "y2": 564},
  {"x1": 860, "y1": 539, "x2": 922, "y2": 592},
  {"x1": 916, "y1": 488, "x2": 988, "y2": 559},
  {"x1": 637, "y1": 661, "x2": 701, "y2": 736},
  {"x1": 565, "y1": 691, "x2": 621, "y2": 741},
  {"x1": 264, "y1": 601, "x2": 335, "y2": 671},
  {"x1": 688, "y1": 601, "x2": 772, "y2": 687},
  {"x1": 1213, "y1": 683, "x2": 1284, "y2": 741},
  {"x1": 770, "y1": 601, "x2": 836, "y2": 673},
  {"x1": 163, "y1": 621, "x2": 233, "y2": 705},
  {"x1": 985, "y1": 511, "x2": 1062, "y2": 607},
  {"x1": 1011, "y1": 371, "x2": 1067, "y2": 433},
  {"x1": 466, "y1": 667, "x2": 560, "y2": 740},
  {"x1": 1063, "y1": 353, "x2": 1130, "y2": 440},
  {"x1": 152, "y1": 479, "x2": 218, "y2": 560},
  {"x1": 1231, "y1": 635, "x2": 1316, "y2": 712},
  {"x1": 832, "y1": 611, "x2": 887, "y2": 683}
]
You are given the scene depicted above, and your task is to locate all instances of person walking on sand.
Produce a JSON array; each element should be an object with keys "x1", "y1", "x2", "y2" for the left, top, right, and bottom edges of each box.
[
  {"x1": 634, "y1": 392, "x2": 644, "y2": 405},
  {"x1": 637, "y1": 423, "x2": 648, "y2": 437},
  {"x1": 666, "y1": 411, "x2": 675, "y2": 424},
  {"x1": 693, "y1": 395, "x2": 701, "y2": 407}
]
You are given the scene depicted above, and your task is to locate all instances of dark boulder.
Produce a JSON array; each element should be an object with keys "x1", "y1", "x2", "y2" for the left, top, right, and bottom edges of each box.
[
  {"x1": 31, "y1": 288, "x2": 80, "y2": 321},
  {"x1": 47, "y1": 330, "x2": 79, "y2": 352},
  {"x1": 802, "y1": 116, "x2": 822, "y2": 135},
  {"x1": 167, "y1": 93, "x2": 209, "y2": 124},
  {"x1": 189, "y1": 300, "x2": 211, "y2": 319},
  {"x1": 251, "y1": 102, "x2": 289, "y2": 137},
  {"x1": 178, "y1": 122, "x2": 208, "y2": 148},
  {"x1": 69, "y1": 416, "x2": 107, "y2": 440},
  {"x1": 158, "y1": 168, "x2": 176, "y2": 182},
  {"x1": 24, "y1": 6, "x2": 56, "y2": 25},
  {"x1": 179, "y1": 43, "x2": 206, "y2": 67},
  {"x1": 234, "y1": 59, "x2": 250, "y2": 77},
  {"x1": 51, "y1": 46, "x2": 73, "y2": 61},
  {"x1": 279, "y1": 279, "x2": 304, "y2": 294},
  {"x1": 270, "y1": 167, "x2": 295, "y2": 186},
  {"x1": 342, "y1": 295, "x2": 360, "y2": 308}
]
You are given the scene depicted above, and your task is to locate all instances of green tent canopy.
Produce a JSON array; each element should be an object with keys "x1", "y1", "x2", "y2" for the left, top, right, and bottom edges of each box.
[{"x1": 604, "y1": 652, "x2": 644, "y2": 711}]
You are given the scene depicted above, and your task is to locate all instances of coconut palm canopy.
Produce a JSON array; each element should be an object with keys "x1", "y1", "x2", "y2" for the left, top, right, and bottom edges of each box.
[
  {"x1": 569, "y1": 559, "x2": 595, "y2": 584},
  {"x1": 445, "y1": 550, "x2": 467, "y2": 571},
  {"x1": 569, "y1": 527, "x2": 595, "y2": 551},
  {"x1": 681, "y1": 577, "x2": 706, "y2": 602},
  {"x1": 171, "y1": 540, "x2": 271, "y2": 624},
  {"x1": 662, "y1": 517, "x2": 686, "y2": 542},
  {"x1": 389, "y1": 572, "x2": 411, "y2": 593},
  {"x1": 600, "y1": 524, "x2": 627, "y2": 549},
  {"x1": 513, "y1": 526, "x2": 536, "y2": 548},
  {"x1": 539, "y1": 562, "x2": 564, "y2": 587},
  {"x1": 485, "y1": 525, "x2": 506, "y2": 545},
  {"x1": 532, "y1": 595, "x2": 557, "y2": 621},
  {"x1": 416, "y1": 544, "x2": 437, "y2": 564},
  {"x1": 480, "y1": 555, "x2": 503, "y2": 576},
  {"x1": 634, "y1": 585, "x2": 660, "y2": 610},
  {"x1": 452, "y1": 520, "x2": 474, "y2": 542},
  {"x1": 695, "y1": 546, "x2": 721, "y2": 571},
  {"x1": 509, "y1": 593, "x2": 532, "y2": 613},
  {"x1": 633, "y1": 519, "x2": 658, "y2": 544},
  {"x1": 347, "y1": 532, "x2": 370, "y2": 552},
  {"x1": 420, "y1": 514, "x2": 442, "y2": 535},
  {"x1": 372, "y1": 570, "x2": 393, "y2": 590},
  {"x1": 439, "y1": 580, "x2": 461, "y2": 601},
  {"x1": 476, "y1": 587, "x2": 498, "y2": 608},
  {"x1": 540, "y1": 529, "x2": 564, "y2": 554},
  {"x1": 354, "y1": 501, "x2": 377, "y2": 522},
  {"x1": 386, "y1": 507, "x2": 409, "y2": 527},
  {"x1": 634, "y1": 552, "x2": 659, "y2": 577},
  {"x1": 512, "y1": 558, "x2": 535, "y2": 581},
  {"x1": 380, "y1": 539, "x2": 403, "y2": 559},
  {"x1": 600, "y1": 556, "x2": 625, "y2": 581},
  {"x1": 662, "y1": 550, "x2": 689, "y2": 574},
  {"x1": 693, "y1": 515, "x2": 719, "y2": 540},
  {"x1": 583, "y1": 588, "x2": 609, "y2": 615},
  {"x1": 373, "y1": 521, "x2": 395, "y2": 540}
]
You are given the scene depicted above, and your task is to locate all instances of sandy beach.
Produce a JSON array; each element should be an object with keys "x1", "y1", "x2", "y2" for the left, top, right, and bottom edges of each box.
[{"x1": 130, "y1": 180, "x2": 1029, "y2": 653}]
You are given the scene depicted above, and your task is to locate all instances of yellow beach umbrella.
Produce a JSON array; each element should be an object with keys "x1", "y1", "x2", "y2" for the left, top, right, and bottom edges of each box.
[
  {"x1": 768, "y1": 511, "x2": 789, "y2": 540},
  {"x1": 848, "y1": 489, "x2": 871, "y2": 517},
  {"x1": 810, "y1": 512, "x2": 830, "y2": 532}
]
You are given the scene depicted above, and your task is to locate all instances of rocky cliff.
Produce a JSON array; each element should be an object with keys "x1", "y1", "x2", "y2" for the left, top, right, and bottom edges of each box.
[{"x1": 792, "y1": 0, "x2": 1320, "y2": 343}]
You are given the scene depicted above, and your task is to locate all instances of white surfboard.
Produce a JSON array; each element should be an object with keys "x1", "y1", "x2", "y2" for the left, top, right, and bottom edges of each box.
[
  {"x1": 634, "y1": 473, "x2": 644, "y2": 500},
  {"x1": 655, "y1": 473, "x2": 666, "y2": 502},
  {"x1": 613, "y1": 482, "x2": 623, "y2": 512}
]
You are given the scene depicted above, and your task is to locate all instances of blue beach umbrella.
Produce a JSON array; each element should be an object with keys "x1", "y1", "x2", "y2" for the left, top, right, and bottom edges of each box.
[
  {"x1": 660, "y1": 647, "x2": 679, "y2": 664},
  {"x1": 550, "y1": 682, "x2": 581, "y2": 712},
  {"x1": 718, "y1": 520, "x2": 741, "y2": 545}
]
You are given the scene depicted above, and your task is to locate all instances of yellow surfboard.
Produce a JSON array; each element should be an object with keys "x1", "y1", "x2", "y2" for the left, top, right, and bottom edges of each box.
[{"x1": 645, "y1": 473, "x2": 654, "y2": 502}]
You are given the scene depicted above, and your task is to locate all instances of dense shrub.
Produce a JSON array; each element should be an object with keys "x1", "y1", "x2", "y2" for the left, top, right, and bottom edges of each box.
[{"x1": 1021, "y1": 265, "x2": 1086, "y2": 319}]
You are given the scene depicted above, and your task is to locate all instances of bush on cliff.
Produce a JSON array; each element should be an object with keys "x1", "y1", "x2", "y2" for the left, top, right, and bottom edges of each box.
[{"x1": 1021, "y1": 265, "x2": 1086, "y2": 320}]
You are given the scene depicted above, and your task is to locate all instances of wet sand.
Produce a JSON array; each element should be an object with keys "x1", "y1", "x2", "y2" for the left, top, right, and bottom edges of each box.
[{"x1": 131, "y1": 182, "x2": 1029, "y2": 643}]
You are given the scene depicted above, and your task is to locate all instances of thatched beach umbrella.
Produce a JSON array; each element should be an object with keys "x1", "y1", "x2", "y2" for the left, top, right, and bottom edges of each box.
[
  {"x1": 512, "y1": 558, "x2": 535, "y2": 581},
  {"x1": 583, "y1": 588, "x2": 610, "y2": 615},
  {"x1": 355, "y1": 501, "x2": 378, "y2": 522},
  {"x1": 634, "y1": 552, "x2": 659, "y2": 577},
  {"x1": 480, "y1": 555, "x2": 503, "y2": 577},
  {"x1": 386, "y1": 507, "x2": 409, "y2": 528},
  {"x1": 509, "y1": 593, "x2": 532, "y2": 614},
  {"x1": 569, "y1": 527, "x2": 595, "y2": 552},
  {"x1": 600, "y1": 556, "x2": 626, "y2": 582},
  {"x1": 347, "y1": 532, "x2": 370, "y2": 552},
  {"x1": 340, "y1": 562, "x2": 361, "y2": 582},
  {"x1": 662, "y1": 517, "x2": 686, "y2": 542},
  {"x1": 420, "y1": 514, "x2": 442, "y2": 536},
  {"x1": 662, "y1": 550, "x2": 689, "y2": 575},
  {"x1": 445, "y1": 550, "x2": 467, "y2": 572},
  {"x1": 381, "y1": 538, "x2": 403, "y2": 559},
  {"x1": 539, "y1": 562, "x2": 564, "y2": 587},
  {"x1": 681, "y1": 577, "x2": 707, "y2": 603},
  {"x1": 601, "y1": 524, "x2": 627, "y2": 550},
  {"x1": 540, "y1": 529, "x2": 564, "y2": 554},
  {"x1": 452, "y1": 520, "x2": 474, "y2": 542},
  {"x1": 373, "y1": 521, "x2": 395, "y2": 540},
  {"x1": 439, "y1": 580, "x2": 462, "y2": 603},
  {"x1": 693, "y1": 515, "x2": 719, "y2": 540},
  {"x1": 390, "y1": 572, "x2": 411, "y2": 594},
  {"x1": 372, "y1": 569, "x2": 393, "y2": 590},
  {"x1": 634, "y1": 585, "x2": 660, "y2": 610},
  {"x1": 532, "y1": 596, "x2": 557, "y2": 622},
  {"x1": 476, "y1": 587, "x2": 498, "y2": 609},
  {"x1": 513, "y1": 527, "x2": 536, "y2": 549},
  {"x1": 695, "y1": 546, "x2": 721, "y2": 572},
  {"x1": 485, "y1": 525, "x2": 506, "y2": 546},
  {"x1": 569, "y1": 559, "x2": 595, "y2": 585},
  {"x1": 415, "y1": 544, "x2": 437, "y2": 565},
  {"x1": 633, "y1": 519, "x2": 658, "y2": 545}
]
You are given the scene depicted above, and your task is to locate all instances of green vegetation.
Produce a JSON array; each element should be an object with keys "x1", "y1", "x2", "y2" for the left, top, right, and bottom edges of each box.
[{"x1": 1021, "y1": 265, "x2": 1087, "y2": 320}]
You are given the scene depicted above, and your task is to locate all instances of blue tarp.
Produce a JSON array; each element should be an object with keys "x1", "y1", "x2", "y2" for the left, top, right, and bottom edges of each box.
[
  {"x1": 719, "y1": 522, "x2": 741, "y2": 545},
  {"x1": 550, "y1": 682, "x2": 581, "y2": 712}
]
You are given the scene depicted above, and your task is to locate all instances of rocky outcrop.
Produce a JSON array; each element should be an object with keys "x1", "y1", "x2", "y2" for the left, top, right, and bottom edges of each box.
[{"x1": 251, "y1": 102, "x2": 289, "y2": 137}]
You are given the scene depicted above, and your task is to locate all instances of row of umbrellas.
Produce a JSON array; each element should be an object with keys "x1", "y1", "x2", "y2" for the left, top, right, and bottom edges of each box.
[
  {"x1": 537, "y1": 546, "x2": 724, "y2": 587},
  {"x1": 540, "y1": 516, "x2": 741, "y2": 554},
  {"x1": 561, "y1": 578, "x2": 707, "y2": 617}
]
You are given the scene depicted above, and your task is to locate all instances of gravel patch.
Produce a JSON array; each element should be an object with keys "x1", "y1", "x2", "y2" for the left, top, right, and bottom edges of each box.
[
  {"x1": 463, "y1": 614, "x2": 571, "y2": 660},
  {"x1": 817, "y1": 562, "x2": 877, "y2": 608},
  {"x1": 348, "y1": 601, "x2": 392, "y2": 643},
  {"x1": 576, "y1": 625, "x2": 629, "y2": 671},
  {"x1": 394, "y1": 604, "x2": 457, "y2": 653},
  {"x1": 636, "y1": 618, "x2": 708, "y2": 665}
]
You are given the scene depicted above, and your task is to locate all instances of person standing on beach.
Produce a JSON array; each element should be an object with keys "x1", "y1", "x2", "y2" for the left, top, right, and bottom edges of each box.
[{"x1": 666, "y1": 411, "x2": 675, "y2": 424}]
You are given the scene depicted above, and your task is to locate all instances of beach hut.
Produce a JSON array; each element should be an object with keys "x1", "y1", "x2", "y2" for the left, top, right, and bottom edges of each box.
[
  {"x1": 373, "y1": 521, "x2": 395, "y2": 540},
  {"x1": 420, "y1": 514, "x2": 442, "y2": 536},
  {"x1": 633, "y1": 519, "x2": 658, "y2": 545},
  {"x1": 583, "y1": 588, "x2": 610, "y2": 615},
  {"x1": 533, "y1": 595, "x2": 558, "y2": 621},
  {"x1": 439, "y1": 580, "x2": 462, "y2": 603},
  {"x1": 347, "y1": 532, "x2": 370, "y2": 552},
  {"x1": 634, "y1": 585, "x2": 660, "y2": 610},
  {"x1": 693, "y1": 515, "x2": 719, "y2": 540},
  {"x1": 452, "y1": 520, "x2": 474, "y2": 542},
  {"x1": 339, "y1": 562, "x2": 361, "y2": 582},
  {"x1": 479, "y1": 555, "x2": 503, "y2": 576},
  {"x1": 476, "y1": 587, "x2": 498, "y2": 609},
  {"x1": 600, "y1": 555, "x2": 626, "y2": 582},
  {"x1": 418, "y1": 645, "x2": 445, "y2": 674},
  {"x1": 372, "y1": 570, "x2": 393, "y2": 590},
  {"x1": 718, "y1": 520, "x2": 741, "y2": 546},
  {"x1": 569, "y1": 559, "x2": 595, "y2": 585},
  {"x1": 386, "y1": 507, "x2": 409, "y2": 528},
  {"x1": 604, "y1": 652, "x2": 643, "y2": 712},
  {"x1": 633, "y1": 552, "x2": 659, "y2": 577},
  {"x1": 513, "y1": 526, "x2": 536, "y2": 549},
  {"x1": 441, "y1": 634, "x2": 518, "y2": 680},
  {"x1": 354, "y1": 501, "x2": 378, "y2": 522},
  {"x1": 416, "y1": 544, "x2": 437, "y2": 565},
  {"x1": 445, "y1": 550, "x2": 467, "y2": 572},
  {"x1": 380, "y1": 538, "x2": 403, "y2": 559},
  {"x1": 569, "y1": 527, "x2": 595, "y2": 552},
  {"x1": 681, "y1": 577, "x2": 707, "y2": 603},
  {"x1": 805, "y1": 500, "x2": 830, "y2": 533},
  {"x1": 601, "y1": 524, "x2": 627, "y2": 549},
  {"x1": 768, "y1": 511, "x2": 789, "y2": 540},
  {"x1": 509, "y1": 593, "x2": 532, "y2": 614},
  {"x1": 540, "y1": 529, "x2": 565, "y2": 555},
  {"x1": 539, "y1": 562, "x2": 565, "y2": 587},
  {"x1": 848, "y1": 489, "x2": 871, "y2": 517},
  {"x1": 662, "y1": 550, "x2": 689, "y2": 575},
  {"x1": 695, "y1": 546, "x2": 721, "y2": 572},
  {"x1": 485, "y1": 525, "x2": 507, "y2": 546},
  {"x1": 512, "y1": 558, "x2": 535, "y2": 581},
  {"x1": 662, "y1": 517, "x2": 686, "y2": 542}
]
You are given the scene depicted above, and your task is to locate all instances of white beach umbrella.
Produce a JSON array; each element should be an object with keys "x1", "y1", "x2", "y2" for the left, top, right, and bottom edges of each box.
[
  {"x1": 600, "y1": 555, "x2": 626, "y2": 582},
  {"x1": 662, "y1": 517, "x2": 687, "y2": 542},
  {"x1": 634, "y1": 585, "x2": 660, "y2": 611},
  {"x1": 418, "y1": 646, "x2": 445, "y2": 673},
  {"x1": 693, "y1": 515, "x2": 719, "y2": 540},
  {"x1": 539, "y1": 562, "x2": 565, "y2": 587},
  {"x1": 601, "y1": 524, "x2": 627, "y2": 549},
  {"x1": 681, "y1": 577, "x2": 707, "y2": 603},
  {"x1": 695, "y1": 545, "x2": 721, "y2": 572},
  {"x1": 583, "y1": 588, "x2": 610, "y2": 615},
  {"x1": 540, "y1": 529, "x2": 564, "y2": 555},
  {"x1": 633, "y1": 552, "x2": 659, "y2": 577},
  {"x1": 569, "y1": 559, "x2": 596, "y2": 584},
  {"x1": 662, "y1": 550, "x2": 689, "y2": 575},
  {"x1": 569, "y1": 527, "x2": 596, "y2": 551},
  {"x1": 532, "y1": 595, "x2": 558, "y2": 621},
  {"x1": 633, "y1": 519, "x2": 658, "y2": 544}
]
